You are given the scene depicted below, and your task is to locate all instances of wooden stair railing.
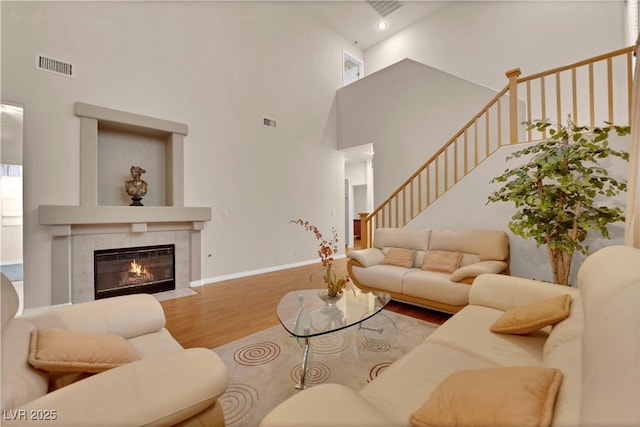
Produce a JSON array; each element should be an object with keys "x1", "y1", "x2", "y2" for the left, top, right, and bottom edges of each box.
[{"x1": 360, "y1": 46, "x2": 635, "y2": 248}]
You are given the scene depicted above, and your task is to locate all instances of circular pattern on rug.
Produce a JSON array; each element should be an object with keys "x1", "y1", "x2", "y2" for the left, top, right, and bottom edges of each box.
[
  {"x1": 368, "y1": 362, "x2": 392, "y2": 382},
  {"x1": 361, "y1": 313, "x2": 399, "y2": 345},
  {"x1": 310, "y1": 332, "x2": 350, "y2": 354},
  {"x1": 290, "y1": 362, "x2": 331, "y2": 385},
  {"x1": 362, "y1": 338, "x2": 391, "y2": 352},
  {"x1": 233, "y1": 341, "x2": 280, "y2": 366},
  {"x1": 220, "y1": 383, "x2": 259, "y2": 425}
]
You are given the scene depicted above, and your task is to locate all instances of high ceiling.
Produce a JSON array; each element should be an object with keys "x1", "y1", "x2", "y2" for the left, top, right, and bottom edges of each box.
[
  {"x1": 306, "y1": 1, "x2": 452, "y2": 50},
  {"x1": 303, "y1": 1, "x2": 453, "y2": 165}
]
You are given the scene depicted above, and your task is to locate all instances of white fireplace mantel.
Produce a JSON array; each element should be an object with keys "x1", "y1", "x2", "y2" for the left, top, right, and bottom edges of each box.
[
  {"x1": 40, "y1": 103, "x2": 212, "y2": 304},
  {"x1": 40, "y1": 205, "x2": 211, "y2": 228}
]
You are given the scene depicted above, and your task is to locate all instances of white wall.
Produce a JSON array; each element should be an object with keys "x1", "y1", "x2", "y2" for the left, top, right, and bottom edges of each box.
[
  {"x1": 359, "y1": 1, "x2": 630, "y2": 283},
  {"x1": 337, "y1": 59, "x2": 506, "y2": 207},
  {"x1": 345, "y1": 161, "x2": 368, "y2": 187},
  {"x1": 1, "y1": 1, "x2": 361, "y2": 307},
  {"x1": 365, "y1": 1, "x2": 628, "y2": 91},
  {"x1": 353, "y1": 185, "x2": 367, "y2": 216},
  {"x1": 408, "y1": 133, "x2": 630, "y2": 285}
]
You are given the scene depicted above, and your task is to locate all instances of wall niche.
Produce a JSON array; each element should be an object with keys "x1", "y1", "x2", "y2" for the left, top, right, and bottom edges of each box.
[
  {"x1": 98, "y1": 125, "x2": 167, "y2": 206},
  {"x1": 75, "y1": 102, "x2": 187, "y2": 207}
]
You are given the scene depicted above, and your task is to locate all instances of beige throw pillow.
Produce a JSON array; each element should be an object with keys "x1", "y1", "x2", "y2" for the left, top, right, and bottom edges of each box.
[
  {"x1": 490, "y1": 294, "x2": 572, "y2": 335},
  {"x1": 421, "y1": 250, "x2": 462, "y2": 273},
  {"x1": 382, "y1": 247, "x2": 416, "y2": 268},
  {"x1": 29, "y1": 328, "x2": 141, "y2": 373},
  {"x1": 409, "y1": 367, "x2": 563, "y2": 427}
]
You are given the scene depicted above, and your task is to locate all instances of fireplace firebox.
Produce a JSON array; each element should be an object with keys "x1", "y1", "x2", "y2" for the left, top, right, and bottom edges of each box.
[{"x1": 94, "y1": 244, "x2": 175, "y2": 300}]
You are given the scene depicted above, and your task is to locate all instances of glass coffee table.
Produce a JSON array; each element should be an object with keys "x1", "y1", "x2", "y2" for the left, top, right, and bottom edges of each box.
[{"x1": 276, "y1": 287, "x2": 391, "y2": 389}]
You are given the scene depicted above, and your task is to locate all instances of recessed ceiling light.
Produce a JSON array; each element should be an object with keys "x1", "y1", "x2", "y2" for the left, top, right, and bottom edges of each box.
[{"x1": 376, "y1": 21, "x2": 388, "y2": 30}]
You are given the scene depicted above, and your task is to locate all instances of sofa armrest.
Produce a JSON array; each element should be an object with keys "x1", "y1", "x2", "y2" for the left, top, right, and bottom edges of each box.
[
  {"x1": 260, "y1": 384, "x2": 394, "y2": 427},
  {"x1": 450, "y1": 260, "x2": 508, "y2": 282},
  {"x1": 19, "y1": 294, "x2": 166, "y2": 339},
  {"x1": 346, "y1": 248, "x2": 385, "y2": 268},
  {"x1": 469, "y1": 274, "x2": 580, "y2": 312},
  {"x1": 9, "y1": 348, "x2": 228, "y2": 427}
]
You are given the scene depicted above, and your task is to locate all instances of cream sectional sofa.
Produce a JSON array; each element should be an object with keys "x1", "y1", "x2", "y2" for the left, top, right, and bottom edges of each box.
[
  {"x1": 1, "y1": 274, "x2": 229, "y2": 427},
  {"x1": 261, "y1": 245, "x2": 640, "y2": 427},
  {"x1": 347, "y1": 227, "x2": 510, "y2": 313}
]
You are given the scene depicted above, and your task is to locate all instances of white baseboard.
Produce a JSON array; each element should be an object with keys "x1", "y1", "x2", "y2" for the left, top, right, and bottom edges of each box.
[{"x1": 191, "y1": 255, "x2": 347, "y2": 288}]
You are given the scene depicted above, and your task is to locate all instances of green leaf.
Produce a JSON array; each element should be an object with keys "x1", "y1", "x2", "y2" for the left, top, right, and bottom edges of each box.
[{"x1": 487, "y1": 116, "x2": 630, "y2": 284}]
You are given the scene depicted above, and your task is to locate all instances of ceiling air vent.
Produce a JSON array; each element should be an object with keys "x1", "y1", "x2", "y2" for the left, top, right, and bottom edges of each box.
[
  {"x1": 35, "y1": 54, "x2": 75, "y2": 78},
  {"x1": 366, "y1": 0, "x2": 402, "y2": 17}
]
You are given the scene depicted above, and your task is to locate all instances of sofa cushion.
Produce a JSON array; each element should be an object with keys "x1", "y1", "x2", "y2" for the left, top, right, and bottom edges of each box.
[
  {"x1": 542, "y1": 339, "x2": 583, "y2": 427},
  {"x1": 543, "y1": 293, "x2": 584, "y2": 358},
  {"x1": 347, "y1": 248, "x2": 386, "y2": 268},
  {"x1": 578, "y1": 246, "x2": 640, "y2": 426},
  {"x1": 1, "y1": 275, "x2": 50, "y2": 410},
  {"x1": 350, "y1": 265, "x2": 407, "y2": 294},
  {"x1": 402, "y1": 270, "x2": 471, "y2": 307},
  {"x1": 421, "y1": 250, "x2": 462, "y2": 273},
  {"x1": 126, "y1": 329, "x2": 184, "y2": 359},
  {"x1": 1, "y1": 274, "x2": 20, "y2": 329},
  {"x1": 409, "y1": 367, "x2": 563, "y2": 427},
  {"x1": 1, "y1": 319, "x2": 49, "y2": 410},
  {"x1": 383, "y1": 248, "x2": 416, "y2": 268},
  {"x1": 450, "y1": 260, "x2": 508, "y2": 282},
  {"x1": 261, "y1": 384, "x2": 394, "y2": 427},
  {"x1": 490, "y1": 294, "x2": 571, "y2": 335},
  {"x1": 16, "y1": 348, "x2": 228, "y2": 427},
  {"x1": 22, "y1": 293, "x2": 166, "y2": 340},
  {"x1": 427, "y1": 305, "x2": 547, "y2": 367},
  {"x1": 374, "y1": 228, "x2": 430, "y2": 252},
  {"x1": 428, "y1": 229, "x2": 509, "y2": 261},
  {"x1": 28, "y1": 328, "x2": 141, "y2": 373},
  {"x1": 459, "y1": 253, "x2": 481, "y2": 267},
  {"x1": 359, "y1": 341, "x2": 497, "y2": 426}
]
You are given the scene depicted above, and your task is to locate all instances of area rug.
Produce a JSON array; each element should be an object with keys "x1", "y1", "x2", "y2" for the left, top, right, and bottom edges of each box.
[{"x1": 213, "y1": 310, "x2": 438, "y2": 427}]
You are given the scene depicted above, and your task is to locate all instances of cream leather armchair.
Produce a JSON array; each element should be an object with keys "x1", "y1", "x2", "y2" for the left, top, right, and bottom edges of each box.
[{"x1": 1, "y1": 274, "x2": 229, "y2": 426}]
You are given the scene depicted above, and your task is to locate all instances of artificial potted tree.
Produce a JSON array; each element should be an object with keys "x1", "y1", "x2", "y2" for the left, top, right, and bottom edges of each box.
[{"x1": 487, "y1": 118, "x2": 630, "y2": 285}]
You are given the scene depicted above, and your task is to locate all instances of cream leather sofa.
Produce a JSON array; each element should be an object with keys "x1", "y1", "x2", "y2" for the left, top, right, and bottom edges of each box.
[
  {"x1": 261, "y1": 245, "x2": 639, "y2": 426},
  {"x1": 347, "y1": 227, "x2": 510, "y2": 313},
  {"x1": 1, "y1": 275, "x2": 229, "y2": 426}
]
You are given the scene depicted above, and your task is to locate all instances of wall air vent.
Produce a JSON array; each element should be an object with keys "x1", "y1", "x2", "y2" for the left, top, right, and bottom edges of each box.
[
  {"x1": 35, "y1": 54, "x2": 75, "y2": 78},
  {"x1": 263, "y1": 117, "x2": 277, "y2": 129},
  {"x1": 366, "y1": 0, "x2": 402, "y2": 17}
]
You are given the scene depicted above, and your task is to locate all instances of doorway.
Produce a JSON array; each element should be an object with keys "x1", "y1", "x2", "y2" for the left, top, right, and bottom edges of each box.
[
  {"x1": 343, "y1": 51, "x2": 363, "y2": 87},
  {"x1": 343, "y1": 143, "x2": 374, "y2": 248},
  {"x1": 1, "y1": 102, "x2": 24, "y2": 313}
]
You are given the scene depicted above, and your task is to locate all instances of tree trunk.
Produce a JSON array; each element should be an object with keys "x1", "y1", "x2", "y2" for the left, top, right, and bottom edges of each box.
[
  {"x1": 549, "y1": 247, "x2": 560, "y2": 284},
  {"x1": 548, "y1": 247, "x2": 572, "y2": 285},
  {"x1": 561, "y1": 251, "x2": 573, "y2": 286}
]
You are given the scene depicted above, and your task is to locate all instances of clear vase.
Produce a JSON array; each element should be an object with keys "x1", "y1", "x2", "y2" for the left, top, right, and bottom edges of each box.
[
  {"x1": 310, "y1": 264, "x2": 347, "y2": 302},
  {"x1": 318, "y1": 288, "x2": 343, "y2": 302}
]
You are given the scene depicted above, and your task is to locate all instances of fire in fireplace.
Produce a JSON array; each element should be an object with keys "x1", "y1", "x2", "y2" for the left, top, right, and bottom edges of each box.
[{"x1": 94, "y1": 244, "x2": 175, "y2": 299}]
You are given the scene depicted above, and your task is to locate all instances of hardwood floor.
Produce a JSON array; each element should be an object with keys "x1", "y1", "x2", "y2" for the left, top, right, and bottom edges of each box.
[{"x1": 161, "y1": 256, "x2": 451, "y2": 349}]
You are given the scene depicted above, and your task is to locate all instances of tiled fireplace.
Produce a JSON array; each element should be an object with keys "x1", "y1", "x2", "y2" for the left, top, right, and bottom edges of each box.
[
  {"x1": 94, "y1": 243, "x2": 175, "y2": 300},
  {"x1": 39, "y1": 103, "x2": 211, "y2": 304}
]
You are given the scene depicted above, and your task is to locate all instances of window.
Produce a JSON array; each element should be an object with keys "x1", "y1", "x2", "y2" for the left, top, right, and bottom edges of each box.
[{"x1": 343, "y1": 51, "x2": 364, "y2": 86}]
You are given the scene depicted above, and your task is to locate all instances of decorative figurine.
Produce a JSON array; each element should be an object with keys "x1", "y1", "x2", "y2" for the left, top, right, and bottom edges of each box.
[{"x1": 124, "y1": 165, "x2": 148, "y2": 206}]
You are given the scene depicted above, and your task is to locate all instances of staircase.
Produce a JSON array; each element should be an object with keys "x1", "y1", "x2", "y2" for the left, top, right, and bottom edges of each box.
[{"x1": 359, "y1": 46, "x2": 636, "y2": 248}]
